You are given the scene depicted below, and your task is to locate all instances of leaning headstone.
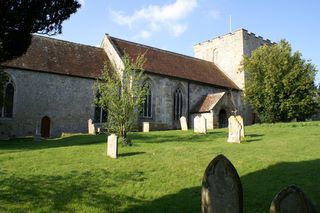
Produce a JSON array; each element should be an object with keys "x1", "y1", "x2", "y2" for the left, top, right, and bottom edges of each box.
[
  {"x1": 180, "y1": 116, "x2": 188, "y2": 131},
  {"x1": 88, "y1": 119, "x2": 95, "y2": 135},
  {"x1": 202, "y1": 154, "x2": 243, "y2": 213},
  {"x1": 270, "y1": 185, "x2": 317, "y2": 213},
  {"x1": 143, "y1": 122, "x2": 149, "y2": 132},
  {"x1": 235, "y1": 115, "x2": 245, "y2": 137},
  {"x1": 227, "y1": 116, "x2": 242, "y2": 143},
  {"x1": 107, "y1": 134, "x2": 118, "y2": 159},
  {"x1": 194, "y1": 115, "x2": 207, "y2": 134}
]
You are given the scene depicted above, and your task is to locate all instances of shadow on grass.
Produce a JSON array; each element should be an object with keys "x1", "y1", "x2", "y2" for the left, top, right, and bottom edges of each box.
[
  {"x1": 0, "y1": 134, "x2": 107, "y2": 152},
  {"x1": 130, "y1": 130, "x2": 227, "y2": 144},
  {"x1": 121, "y1": 159, "x2": 320, "y2": 212},
  {"x1": 0, "y1": 160, "x2": 319, "y2": 212},
  {"x1": 118, "y1": 152, "x2": 146, "y2": 157},
  {"x1": 243, "y1": 134, "x2": 264, "y2": 143},
  {"x1": 0, "y1": 169, "x2": 145, "y2": 212}
]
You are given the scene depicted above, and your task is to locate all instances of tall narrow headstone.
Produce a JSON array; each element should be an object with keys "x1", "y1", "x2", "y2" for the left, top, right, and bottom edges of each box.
[
  {"x1": 270, "y1": 185, "x2": 317, "y2": 213},
  {"x1": 88, "y1": 119, "x2": 95, "y2": 135},
  {"x1": 194, "y1": 115, "x2": 207, "y2": 134},
  {"x1": 143, "y1": 122, "x2": 149, "y2": 132},
  {"x1": 235, "y1": 115, "x2": 245, "y2": 137},
  {"x1": 202, "y1": 154, "x2": 243, "y2": 213},
  {"x1": 107, "y1": 134, "x2": 118, "y2": 159},
  {"x1": 227, "y1": 116, "x2": 242, "y2": 143},
  {"x1": 180, "y1": 116, "x2": 188, "y2": 131},
  {"x1": 34, "y1": 122, "x2": 41, "y2": 141}
]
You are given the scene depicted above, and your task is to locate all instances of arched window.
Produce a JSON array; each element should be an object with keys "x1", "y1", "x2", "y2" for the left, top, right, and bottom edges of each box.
[
  {"x1": 94, "y1": 92, "x2": 107, "y2": 123},
  {"x1": 173, "y1": 88, "x2": 183, "y2": 120},
  {"x1": 142, "y1": 82, "x2": 152, "y2": 118},
  {"x1": 1, "y1": 82, "x2": 14, "y2": 118}
]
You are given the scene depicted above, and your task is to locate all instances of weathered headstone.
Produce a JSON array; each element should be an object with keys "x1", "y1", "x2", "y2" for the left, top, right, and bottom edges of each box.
[
  {"x1": 227, "y1": 116, "x2": 242, "y2": 143},
  {"x1": 34, "y1": 122, "x2": 41, "y2": 141},
  {"x1": 143, "y1": 122, "x2": 149, "y2": 132},
  {"x1": 180, "y1": 116, "x2": 188, "y2": 131},
  {"x1": 88, "y1": 119, "x2": 95, "y2": 135},
  {"x1": 270, "y1": 185, "x2": 317, "y2": 213},
  {"x1": 194, "y1": 115, "x2": 207, "y2": 134},
  {"x1": 202, "y1": 154, "x2": 243, "y2": 213},
  {"x1": 107, "y1": 134, "x2": 118, "y2": 159},
  {"x1": 235, "y1": 115, "x2": 245, "y2": 137}
]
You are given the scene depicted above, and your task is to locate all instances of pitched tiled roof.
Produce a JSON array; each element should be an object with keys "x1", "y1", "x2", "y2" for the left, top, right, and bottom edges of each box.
[
  {"x1": 2, "y1": 35, "x2": 109, "y2": 79},
  {"x1": 191, "y1": 92, "x2": 226, "y2": 113},
  {"x1": 110, "y1": 36, "x2": 239, "y2": 89}
]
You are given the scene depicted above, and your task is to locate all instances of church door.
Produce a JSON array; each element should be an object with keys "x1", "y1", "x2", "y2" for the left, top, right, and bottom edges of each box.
[
  {"x1": 218, "y1": 109, "x2": 228, "y2": 128},
  {"x1": 41, "y1": 116, "x2": 51, "y2": 138}
]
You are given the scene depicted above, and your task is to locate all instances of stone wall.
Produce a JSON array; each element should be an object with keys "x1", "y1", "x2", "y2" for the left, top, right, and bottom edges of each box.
[
  {"x1": 142, "y1": 73, "x2": 241, "y2": 130},
  {"x1": 1, "y1": 69, "x2": 95, "y2": 137}
]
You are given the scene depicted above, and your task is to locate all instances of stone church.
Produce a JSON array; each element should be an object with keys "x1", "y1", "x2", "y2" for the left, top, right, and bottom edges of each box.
[{"x1": 0, "y1": 29, "x2": 272, "y2": 138}]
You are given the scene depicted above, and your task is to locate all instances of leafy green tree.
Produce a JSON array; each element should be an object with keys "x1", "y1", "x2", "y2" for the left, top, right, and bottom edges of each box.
[
  {"x1": 0, "y1": 0, "x2": 81, "y2": 107},
  {"x1": 95, "y1": 54, "x2": 147, "y2": 145},
  {"x1": 242, "y1": 40, "x2": 319, "y2": 122}
]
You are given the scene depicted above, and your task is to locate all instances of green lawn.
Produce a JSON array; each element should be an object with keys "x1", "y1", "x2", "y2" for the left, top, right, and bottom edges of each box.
[{"x1": 0, "y1": 122, "x2": 319, "y2": 212}]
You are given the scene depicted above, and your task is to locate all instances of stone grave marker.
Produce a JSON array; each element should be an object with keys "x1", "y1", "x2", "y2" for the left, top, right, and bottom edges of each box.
[
  {"x1": 180, "y1": 116, "x2": 188, "y2": 131},
  {"x1": 107, "y1": 134, "x2": 118, "y2": 159},
  {"x1": 143, "y1": 122, "x2": 149, "y2": 132},
  {"x1": 270, "y1": 185, "x2": 317, "y2": 213},
  {"x1": 88, "y1": 119, "x2": 95, "y2": 135},
  {"x1": 235, "y1": 115, "x2": 245, "y2": 137},
  {"x1": 227, "y1": 116, "x2": 242, "y2": 143},
  {"x1": 34, "y1": 122, "x2": 41, "y2": 141},
  {"x1": 201, "y1": 154, "x2": 243, "y2": 213},
  {"x1": 194, "y1": 115, "x2": 207, "y2": 134}
]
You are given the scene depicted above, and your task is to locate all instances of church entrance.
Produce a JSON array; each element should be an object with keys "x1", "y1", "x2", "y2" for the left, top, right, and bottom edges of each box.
[
  {"x1": 41, "y1": 116, "x2": 51, "y2": 138},
  {"x1": 218, "y1": 109, "x2": 228, "y2": 128}
]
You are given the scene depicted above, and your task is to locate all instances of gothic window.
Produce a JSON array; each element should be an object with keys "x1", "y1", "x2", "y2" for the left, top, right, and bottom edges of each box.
[
  {"x1": 1, "y1": 82, "x2": 14, "y2": 118},
  {"x1": 142, "y1": 82, "x2": 152, "y2": 118},
  {"x1": 173, "y1": 88, "x2": 183, "y2": 120},
  {"x1": 94, "y1": 92, "x2": 107, "y2": 123}
]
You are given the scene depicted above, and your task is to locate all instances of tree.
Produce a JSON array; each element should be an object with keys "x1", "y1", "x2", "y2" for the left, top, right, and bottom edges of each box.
[
  {"x1": 95, "y1": 54, "x2": 147, "y2": 145},
  {"x1": 0, "y1": 0, "x2": 80, "y2": 107},
  {"x1": 242, "y1": 40, "x2": 319, "y2": 123}
]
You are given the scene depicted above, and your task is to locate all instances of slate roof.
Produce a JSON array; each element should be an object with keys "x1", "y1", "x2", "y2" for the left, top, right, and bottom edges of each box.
[
  {"x1": 110, "y1": 36, "x2": 239, "y2": 89},
  {"x1": 2, "y1": 35, "x2": 109, "y2": 79},
  {"x1": 2, "y1": 34, "x2": 239, "y2": 90},
  {"x1": 191, "y1": 92, "x2": 226, "y2": 113}
]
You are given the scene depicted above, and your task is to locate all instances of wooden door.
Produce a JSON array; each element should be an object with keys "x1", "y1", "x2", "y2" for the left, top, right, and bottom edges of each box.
[{"x1": 41, "y1": 116, "x2": 50, "y2": 138}]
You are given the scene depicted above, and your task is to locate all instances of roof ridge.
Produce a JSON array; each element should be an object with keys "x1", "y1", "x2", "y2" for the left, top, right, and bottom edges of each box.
[
  {"x1": 33, "y1": 34, "x2": 103, "y2": 50},
  {"x1": 109, "y1": 36, "x2": 217, "y2": 64}
]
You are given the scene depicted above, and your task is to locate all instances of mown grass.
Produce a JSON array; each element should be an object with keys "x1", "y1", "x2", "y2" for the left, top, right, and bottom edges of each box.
[{"x1": 0, "y1": 121, "x2": 319, "y2": 212}]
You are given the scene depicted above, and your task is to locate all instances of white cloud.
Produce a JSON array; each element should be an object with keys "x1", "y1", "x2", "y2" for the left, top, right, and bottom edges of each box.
[
  {"x1": 111, "y1": 0, "x2": 197, "y2": 38},
  {"x1": 79, "y1": 0, "x2": 85, "y2": 7}
]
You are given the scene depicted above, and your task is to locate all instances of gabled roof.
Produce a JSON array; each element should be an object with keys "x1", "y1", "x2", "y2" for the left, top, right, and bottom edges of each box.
[
  {"x1": 2, "y1": 35, "x2": 109, "y2": 79},
  {"x1": 191, "y1": 92, "x2": 226, "y2": 113},
  {"x1": 109, "y1": 37, "x2": 239, "y2": 90}
]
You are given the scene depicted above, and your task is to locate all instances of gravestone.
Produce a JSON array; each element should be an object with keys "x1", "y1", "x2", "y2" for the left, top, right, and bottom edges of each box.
[
  {"x1": 180, "y1": 116, "x2": 188, "y2": 131},
  {"x1": 235, "y1": 115, "x2": 245, "y2": 137},
  {"x1": 227, "y1": 116, "x2": 242, "y2": 143},
  {"x1": 107, "y1": 134, "x2": 118, "y2": 159},
  {"x1": 34, "y1": 122, "x2": 41, "y2": 141},
  {"x1": 88, "y1": 119, "x2": 95, "y2": 135},
  {"x1": 270, "y1": 185, "x2": 317, "y2": 213},
  {"x1": 202, "y1": 154, "x2": 243, "y2": 213},
  {"x1": 143, "y1": 122, "x2": 149, "y2": 132},
  {"x1": 194, "y1": 115, "x2": 207, "y2": 134}
]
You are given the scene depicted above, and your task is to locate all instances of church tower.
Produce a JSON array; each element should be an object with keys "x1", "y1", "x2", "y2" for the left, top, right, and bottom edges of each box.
[
  {"x1": 194, "y1": 29, "x2": 273, "y2": 124},
  {"x1": 193, "y1": 29, "x2": 273, "y2": 90}
]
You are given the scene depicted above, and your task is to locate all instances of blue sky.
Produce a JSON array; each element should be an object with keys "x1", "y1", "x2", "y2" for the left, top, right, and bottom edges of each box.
[{"x1": 55, "y1": 0, "x2": 320, "y2": 84}]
